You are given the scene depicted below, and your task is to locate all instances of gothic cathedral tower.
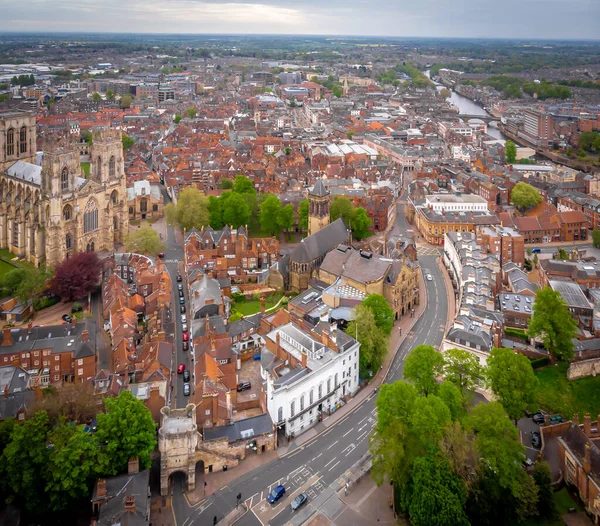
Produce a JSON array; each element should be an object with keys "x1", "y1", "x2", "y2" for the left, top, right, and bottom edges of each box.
[{"x1": 308, "y1": 178, "x2": 330, "y2": 236}]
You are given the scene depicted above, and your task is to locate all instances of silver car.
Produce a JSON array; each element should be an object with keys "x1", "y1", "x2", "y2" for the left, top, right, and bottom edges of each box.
[{"x1": 290, "y1": 493, "x2": 307, "y2": 511}]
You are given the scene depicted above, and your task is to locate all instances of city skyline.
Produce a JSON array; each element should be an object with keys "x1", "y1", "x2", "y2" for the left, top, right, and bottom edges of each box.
[{"x1": 1, "y1": 0, "x2": 599, "y2": 40}]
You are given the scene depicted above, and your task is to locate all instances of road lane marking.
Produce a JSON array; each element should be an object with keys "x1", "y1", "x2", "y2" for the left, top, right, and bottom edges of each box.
[
  {"x1": 327, "y1": 440, "x2": 339, "y2": 450},
  {"x1": 342, "y1": 428, "x2": 354, "y2": 437},
  {"x1": 357, "y1": 417, "x2": 368, "y2": 425},
  {"x1": 358, "y1": 424, "x2": 367, "y2": 432},
  {"x1": 328, "y1": 460, "x2": 341, "y2": 472},
  {"x1": 357, "y1": 431, "x2": 369, "y2": 442},
  {"x1": 324, "y1": 457, "x2": 338, "y2": 469}
]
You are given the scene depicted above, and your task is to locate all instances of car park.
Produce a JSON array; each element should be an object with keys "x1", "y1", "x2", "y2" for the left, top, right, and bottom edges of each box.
[
  {"x1": 183, "y1": 370, "x2": 190, "y2": 382},
  {"x1": 267, "y1": 485, "x2": 285, "y2": 504},
  {"x1": 532, "y1": 413, "x2": 545, "y2": 424},
  {"x1": 290, "y1": 493, "x2": 307, "y2": 511},
  {"x1": 531, "y1": 431, "x2": 542, "y2": 449},
  {"x1": 183, "y1": 383, "x2": 191, "y2": 396},
  {"x1": 177, "y1": 364, "x2": 185, "y2": 374},
  {"x1": 237, "y1": 381, "x2": 251, "y2": 392}
]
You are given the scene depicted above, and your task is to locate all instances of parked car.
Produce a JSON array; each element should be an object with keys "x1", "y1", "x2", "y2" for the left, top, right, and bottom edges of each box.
[
  {"x1": 522, "y1": 455, "x2": 534, "y2": 467},
  {"x1": 182, "y1": 323, "x2": 188, "y2": 332},
  {"x1": 179, "y1": 290, "x2": 184, "y2": 297},
  {"x1": 181, "y1": 314, "x2": 187, "y2": 324},
  {"x1": 183, "y1": 383, "x2": 191, "y2": 396},
  {"x1": 182, "y1": 332, "x2": 189, "y2": 342},
  {"x1": 237, "y1": 381, "x2": 251, "y2": 392},
  {"x1": 177, "y1": 283, "x2": 183, "y2": 291},
  {"x1": 183, "y1": 370, "x2": 190, "y2": 382},
  {"x1": 532, "y1": 413, "x2": 545, "y2": 424},
  {"x1": 267, "y1": 485, "x2": 285, "y2": 504},
  {"x1": 290, "y1": 493, "x2": 307, "y2": 511},
  {"x1": 549, "y1": 415, "x2": 565, "y2": 423},
  {"x1": 182, "y1": 341, "x2": 189, "y2": 351},
  {"x1": 531, "y1": 248, "x2": 541, "y2": 254},
  {"x1": 253, "y1": 354, "x2": 261, "y2": 361},
  {"x1": 531, "y1": 431, "x2": 542, "y2": 449},
  {"x1": 180, "y1": 305, "x2": 186, "y2": 314},
  {"x1": 158, "y1": 252, "x2": 165, "y2": 259},
  {"x1": 176, "y1": 275, "x2": 182, "y2": 282},
  {"x1": 177, "y1": 364, "x2": 185, "y2": 374},
  {"x1": 62, "y1": 314, "x2": 72, "y2": 323},
  {"x1": 426, "y1": 275, "x2": 433, "y2": 281},
  {"x1": 179, "y1": 296, "x2": 185, "y2": 305}
]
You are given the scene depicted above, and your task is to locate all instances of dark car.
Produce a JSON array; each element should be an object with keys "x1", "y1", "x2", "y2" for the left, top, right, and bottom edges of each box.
[
  {"x1": 179, "y1": 290, "x2": 184, "y2": 297},
  {"x1": 183, "y1": 383, "x2": 191, "y2": 396},
  {"x1": 237, "y1": 381, "x2": 251, "y2": 392},
  {"x1": 531, "y1": 431, "x2": 542, "y2": 449},
  {"x1": 183, "y1": 370, "x2": 190, "y2": 382},
  {"x1": 179, "y1": 296, "x2": 185, "y2": 305},
  {"x1": 532, "y1": 413, "x2": 545, "y2": 425},
  {"x1": 182, "y1": 341, "x2": 189, "y2": 351},
  {"x1": 267, "y1": 485, "x2": 285, "y2": 504},
  {"x1": 180, "y1": 305, "x2": 186, "y2": 314},
  {"x1": 62, "y1": 314, "x2": 72, "y2": 323},
  {"x1": 176, "y1": 275, "x2": 183, "y2": 282},
  {"x1": 290, "y1": 493, "x2": 307, "y2": 511},
  {"x1": 158, "y1": 252, "x2": 165, "y2": 259}
]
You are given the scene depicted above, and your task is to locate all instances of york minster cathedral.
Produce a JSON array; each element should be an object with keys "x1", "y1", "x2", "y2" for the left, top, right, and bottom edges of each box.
[{"x1": 0, "y1": 111, "x2": 128, "y2": 267}]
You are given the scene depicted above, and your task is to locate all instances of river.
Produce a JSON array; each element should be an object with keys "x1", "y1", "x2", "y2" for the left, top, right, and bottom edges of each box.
[{"x1": 424, "y1": 70, "x2": 506, "y2": 141}]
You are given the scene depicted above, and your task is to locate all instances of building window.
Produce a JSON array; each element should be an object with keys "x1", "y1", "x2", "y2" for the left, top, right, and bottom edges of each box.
[
  {"x1": 61, "y1": 167, "x2": 69, "y2": 191},
  {"x1": 140, "y1": 199, "x2": 147, "y2": 212},
  {"x1": 327, "y1": 378, "x2": 331, "y2": 393},
  {"x1": 300, "y1": 395, "x2": 305, "y2": 412},
  {"x1": 63, "y1": 205, "x2": 72, "y2": 220},
  {"x1": 335, "y1": 374, "x2": 338, "y2": 388},
  {"x1": 109, "y1": 156, "x2": 116, "y2": 178},
  {"x1": 96, "y1": 156, "x2": 102, "y2": 180},
  {"x1": 278, "y1": 406, "x2": 283, "y2": 422},
  {"x1": 318, "y1": 383, "x2": 322, "y2": 399},
  {"x1": 6, "y1": 128, "x2": 14, "y2": 156},
  {"x1": 66, "y1": 233, "x2": 72, "y2": 251},
  {"x1": 84, "y1": 203, "x2": 98, "y2": 233},
  {"x1": 11, "y1": 221, "x2": 18, "y2": 247},
  {"x1": 111, "y1": 190, "x2": 118, "y2": 205},
  {"x1": 309, "y1": 389, "x2": 314, "y2": 405},
  {"x1": 20, "y1": 126, "x2": 27, "y2": 154},
  {"x1": 290, "y1": 401, "x2": 295, "y2": 418}
]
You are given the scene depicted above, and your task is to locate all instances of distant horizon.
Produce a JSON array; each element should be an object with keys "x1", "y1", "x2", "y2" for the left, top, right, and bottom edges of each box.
[{"x1": 2, "y1": 0, "x2": 599, "y2": 41}]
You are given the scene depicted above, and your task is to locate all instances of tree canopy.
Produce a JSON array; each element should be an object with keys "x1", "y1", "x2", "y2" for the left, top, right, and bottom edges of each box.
[
  {"x1": 122, "y1": 134, "x2": 135, "y2": 151},
  {"x1": 361, "y1": 294, "x2": 394, "y2": 335},
  {"x1": 0, "y1": 266, "x2": 52, "y2": 308},
  {"x1": 486, "y1": 347, "x2": 538, "y2": 421},
  {"x1": 505, "y1": 140, "x2": 517, "y2": 164},
  {"x1": 528, "y1": 286, "x2": 578, "y2": 362},
  {"x1": 259, "y1": 194, "x2": 283, "y2": 235},
  {"x1": 186, "y1": 107, "x2": 197, "y2": 119},
  {"x1": 352, "y1": 207, "x2": 372, "y2": 240},
  {"x1": 298, "y1": 199, "x2": 309, "y2": 231},
  {"x1": 404, "y1": 345, "x2": 444, "y2": 397},
  {"x1": 330, "y1": 196, "x2": 354, "y2": 225},
  {"x1": 165, "y1": 186, "x2": 210, "y2": 231},
  {"x1": 592, "y1": 229, "x2": 600, "y2": 248},
  {"x1": 345, "y1": 305, "x2": 388, "y2": 377},
  {"x1": 52, "y1": 251, "x2": 102, "y2": 301},
  {"x1": 119, "y1": 94, "x2": 133, "y2": 109},
  {"x1": 443, "y1": 348, "x2": 482, "y2": 394},
  {"x1": 126, "y1": 224, "x2": 166, "y2": 255},
  {"x1": 511, "y1": 182, "x2": 542, "y2": 213}
]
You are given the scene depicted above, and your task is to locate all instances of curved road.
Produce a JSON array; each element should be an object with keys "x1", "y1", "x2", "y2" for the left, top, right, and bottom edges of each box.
[{"x1": 174, "y1": 208, "x2": 449, "y2": 525}]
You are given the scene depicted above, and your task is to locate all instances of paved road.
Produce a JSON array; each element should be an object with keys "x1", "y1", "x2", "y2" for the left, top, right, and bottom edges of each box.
[{"x1": 174, "y1": 206, "x2": 449, "y2": 525}]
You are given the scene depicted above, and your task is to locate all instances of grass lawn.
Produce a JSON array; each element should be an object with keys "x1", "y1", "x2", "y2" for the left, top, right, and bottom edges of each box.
[
  {"x1": 0, "y1": 249, "x2": 33, "y2": 271},
  {"x1": 232, "y1": 292, "x2": 285, "y2": 317},
  {"x1": 80, "y1": 162, "x2": 90, "y2": 178},
  {"x1": 536, "y1": 362, "x2": 600, "y2": 419},
  {"x1": 520, "y1": 487, "x2": 582, "y2": 526},
  {"x1": 0, "y1": 258, "x2": 17, "y2": 279}
]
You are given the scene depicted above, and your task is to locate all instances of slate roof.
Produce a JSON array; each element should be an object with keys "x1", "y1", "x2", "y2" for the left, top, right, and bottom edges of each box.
[
  {"x1": 7, "y1": 161, "x2": 42, "y2": 186},
  {"x1": 310, "y1": 177, "x2": 329, "y2": 197},
  {"x1": 290, "y1": 218, "x2": 348, "y2": 264},
  {"x1": 93, "y1": 470, "x2": 150, "y2": 526},
  {"x1": 203, "y1": 413, "x2": 274, "y2": 443}
]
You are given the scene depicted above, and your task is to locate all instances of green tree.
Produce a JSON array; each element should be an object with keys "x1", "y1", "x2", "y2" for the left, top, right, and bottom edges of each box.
[
  {"x1": 407, "y1": 451, "x2": 469, "y2": 526},
  {"x1": 361, "y1": 293, "x2": 394, "y2": 335},
  {"x1": 592, "y1": 229, "x2": 600, "y2": 248},
  {"x1": 505, "y1": 139, "x2": 517, "y2": 164},
  {"x1": 578, "y1": 131, "x2": 600, "y2": 151},
  {"x1": 410, "y1": 395, "x2": 452, "y2": 444},
  {"x1": 351, "y1": 207, "x2": 371, "y2": 240},
  {"x1": 120, "y1": 94, "x2": 133, "y2": 109},
  {"x1": 278, "y1": 203, "x2": 295, "y2": 233},
  {"x1": 528, "y1": 286, "x2": 578, "y2": 362},
  {"x1": 2, "y1": 411, "x2": 51, "y2": 512},
  {"x1": 92, "y1": 92, "x2": 102, "y2": 101},
  {"x1": 222, "y1": 192, "x2": 251, "y2": 228},
  {"x1": 346, "y1": 305, "x2": 388, "y2": 376},
  {"x1": 298, "y1": 199, "x2": 309, "y2": 231},
  {"x1": 105, "y1": 89, "x2": 115, "y2": 100},
  {"x1": 208, "y1": 195, "x2": 225, "y2": 229},
  {"x1": 259, "y1": 194, "x2": 283, "y2": 235},
  {"x1": 220, "y1": 178, "x2": 233, "y2": 190},
  {"x1": 165, "y1": 186, "x2": 210, "y2": 231},
  {"x1": 96, "y1": 390, "x2": 156, "y2": 475},
  {"x1": 45, "y1": 422, "x2": 100, "y2": 511},
  {"x1": 438, "y1": 381, "x2": 465, "y2": 420},
  {"x1": 122, "y1": 134, "x2": 135, "y2": 151},
  {"x1": 174, "y1": 114, "x2": 182, "y2": 124},
  {"x1": 511, "y1": 182, "x2": 542, "y2": 213},
  {"x1": 486, "y1": 347, "x2": 538, "y2": 421},
  {"x1": 443, "y1": 348, "x2": 482, "y2": 393},
  {"x1": 232, "y1": 174, "x2": 255, "y2": 195},
  {"x1": 404, "y1": 345, "x2": 444, "y2": 397},
  {"x1": 330, "y1": 196, "x2": 354, "y2": 225},
  {"x1": 439, "y1": 420, "x2": 479, "y2": 489},
  {"x1": 439, "y1": 87, "x2": 451, "y2": 99},
  {"x1": 533, "y1": 461, "x2": 557, "y2": 519},
  {"x1": 186, "y1": 107, "x2": 197, "y2": 119},
  {"x1": 126, "y1": 224, "x2": 166, "y2": 255}
]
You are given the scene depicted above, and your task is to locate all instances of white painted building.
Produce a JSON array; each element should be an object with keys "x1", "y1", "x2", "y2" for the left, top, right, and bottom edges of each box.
[
  {"x1": 262, "y1": 322, "x2": 360, "y2": 438},
  {"x1": 425, "y1": 193, "x2": 488, "y2": 213}
]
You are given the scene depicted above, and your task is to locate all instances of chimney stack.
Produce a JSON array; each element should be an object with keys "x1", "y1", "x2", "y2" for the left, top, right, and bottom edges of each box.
[
  {"x1": 260, "y1": 297, "x2": 266, "y2": 314},
  {"x1": 96, "y1": 479, "x2": 107, "y2": 498},
  {"x1": 81, "y1": 330, "x2": 89, "y2": 342},
  {"x1": 573, "y1": 413, "x2": 580, "y2": 426},
  {"x1": 584, "y1": 413, "x2": 592, "y2": 436},
  {"x1": 28, "y1": 320, "x2": 33, "y2": 334},
  {"x1": 128, "y1": 457, "x2": 139, "y2": 474},
  {"x1": 1, "y1": 328, "x2": 13, "y2": 346},
  {"x1": 584, "y1": 442, "x2": 592, "y2": 473},
  {"x1": 124, "y1": 495, "x2": 136, "y2": 514}
]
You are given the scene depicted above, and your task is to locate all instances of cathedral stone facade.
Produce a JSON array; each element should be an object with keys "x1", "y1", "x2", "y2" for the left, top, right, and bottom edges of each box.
[{"x1": 0, "y1": 111, "x2": 128, "y2": 267}]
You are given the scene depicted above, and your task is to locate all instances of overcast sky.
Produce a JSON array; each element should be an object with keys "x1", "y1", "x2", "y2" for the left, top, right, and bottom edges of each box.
[{"x1": 1, "y1": 0, "x2": 599, "y2": 40}]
